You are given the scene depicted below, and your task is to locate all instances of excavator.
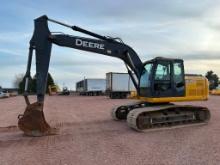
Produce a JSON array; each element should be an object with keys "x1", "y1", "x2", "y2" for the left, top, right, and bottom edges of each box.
[
  {"x1": 18, "y1": 15, "x2": 210, "y2": 136},
  {"x1": 210, "y1": 85, "x2": 220, "y2": 95}
]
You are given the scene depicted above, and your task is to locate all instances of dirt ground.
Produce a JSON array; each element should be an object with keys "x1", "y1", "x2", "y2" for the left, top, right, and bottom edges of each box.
[{"x1": 0, "y1": 95, "x2": 220, "y2": 165}]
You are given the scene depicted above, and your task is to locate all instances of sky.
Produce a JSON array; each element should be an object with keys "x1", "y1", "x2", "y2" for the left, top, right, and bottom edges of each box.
[{"x1": 0, "y1": 0, "x2": 220, "y2": 89}]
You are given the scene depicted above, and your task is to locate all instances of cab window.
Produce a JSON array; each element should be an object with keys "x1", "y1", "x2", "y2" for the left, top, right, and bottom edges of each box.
[
  {"x1": 140, "y1": 63, "x2": 153, "y2": 88},
  {"x1": 155, "y1": 62, "x2": 171, "y2": 81},
  {"x1": 173, "y1": 62, "x2": 184, "y2": 87}
]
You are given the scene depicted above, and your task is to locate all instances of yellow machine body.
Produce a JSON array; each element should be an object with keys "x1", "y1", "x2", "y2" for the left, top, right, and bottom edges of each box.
[
  {"x1": 139, "y1": 75, "x2": 209, "y2": 103},
  {"x1": 210, "y1": 89, "x2": 220, "y2": 95},
  {"x1": 48, "y1": 85, "x2": 60, "y2": 96},
  {"x1": 128, "y1": 91, "x2": 138, "y2": 99}
]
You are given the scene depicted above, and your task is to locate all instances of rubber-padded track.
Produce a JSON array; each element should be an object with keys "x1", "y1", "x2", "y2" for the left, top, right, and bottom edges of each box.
[
  {"x1": 127, "y1": 104, "x2": 210, "y2": 131},
  {"x1": 111, "y1": 101, "x2": 148, "y2": 120}
]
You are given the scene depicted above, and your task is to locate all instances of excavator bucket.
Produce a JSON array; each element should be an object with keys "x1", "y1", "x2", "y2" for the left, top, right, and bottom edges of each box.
[{"x1": 18, "y1": 102, "x2": 57, "y2": 136}]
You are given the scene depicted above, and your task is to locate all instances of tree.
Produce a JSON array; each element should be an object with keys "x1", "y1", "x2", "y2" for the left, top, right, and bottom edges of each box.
[
  {"x1": 13, "y1": 74, "x2": 24, "y2": 88},
  {"x1": 31, "y1": 75, "x2": 37, "y2": 93},
  {"x1": 205, "y1": 70, "x2": 219, "y2": 90},
  {"x1": 30, "y1": 72, "x2": 55, "y2": 93},
  {"x1": 18, "y1": 76, "x2": 33, "y2": 94},
  {"x1": 18, "y1": 72, "x2": 55, "y2": 94},
  {"x1": 46, "y1": 73, "x2": 55, "y2": 93}
]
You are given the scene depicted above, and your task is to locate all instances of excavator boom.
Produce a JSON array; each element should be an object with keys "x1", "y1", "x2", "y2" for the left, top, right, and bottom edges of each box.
[
  {"x1": 25, "y1": 15, "x2": 143, "y2": 103},
  {"x1": 19, "y1": 15, "x2": 144, "y2": 136}
]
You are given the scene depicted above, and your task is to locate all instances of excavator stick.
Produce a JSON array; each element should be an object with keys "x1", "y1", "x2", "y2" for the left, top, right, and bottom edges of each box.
[{"x1": 18, "y1": 16, "x2": 56, "y2": 136}]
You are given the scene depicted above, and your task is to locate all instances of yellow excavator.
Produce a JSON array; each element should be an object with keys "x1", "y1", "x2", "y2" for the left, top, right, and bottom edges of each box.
[
  {"x1": 48, "y1": 85, "x2": 60, "y2": 96},
  {"x1": 210, "y1": 85, "x2": 220, "y2": 95},
  {"x1": 18, "y1": 15, "x2": 210, "y2": 136}
]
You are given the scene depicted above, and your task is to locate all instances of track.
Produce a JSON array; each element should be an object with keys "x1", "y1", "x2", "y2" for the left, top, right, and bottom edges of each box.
[
  {"x1": 111, "y1": 101, "x2": 144, "y2": 120},
  {"x1": 127, "y1": 105, "x2": 210, "y2": 131},
  {"x1": 112, "y1": 102, "x2": 210, "y2": 131}
]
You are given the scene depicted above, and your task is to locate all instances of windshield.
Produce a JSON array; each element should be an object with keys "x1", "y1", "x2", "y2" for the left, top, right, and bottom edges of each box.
[{"x1": 140, "y1": 63, "x2": 153, "y2": 88}]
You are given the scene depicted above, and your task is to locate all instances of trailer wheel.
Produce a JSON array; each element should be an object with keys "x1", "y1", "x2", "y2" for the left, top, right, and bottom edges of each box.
[
  {"x1": 116, "y1": 93, "x2": 120, "y2": 99},
  {"x1": 112, "y1": 93, "x2": 117, "y2": 99},
  {"x1": 122, "y1": 93, "x2": 127, "y2": 99}
]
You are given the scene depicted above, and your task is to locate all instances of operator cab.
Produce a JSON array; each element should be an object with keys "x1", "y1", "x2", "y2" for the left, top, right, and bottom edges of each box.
[{"x1": 139, "y1": 57, "x2": 185, "y2": 98}]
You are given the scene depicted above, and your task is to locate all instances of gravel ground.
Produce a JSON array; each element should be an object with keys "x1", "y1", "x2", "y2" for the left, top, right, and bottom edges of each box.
[{"x1": 0, "y1": 95, "x2": 220, "y2": 165}]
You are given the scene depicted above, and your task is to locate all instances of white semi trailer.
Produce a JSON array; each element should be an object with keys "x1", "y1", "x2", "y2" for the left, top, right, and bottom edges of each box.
[
  {"x1": 106, "y1": 72, "x2": 136, "y2": 99},
  {"x1": 76, "y1": 78, "x2": 106, "y2": 96}
]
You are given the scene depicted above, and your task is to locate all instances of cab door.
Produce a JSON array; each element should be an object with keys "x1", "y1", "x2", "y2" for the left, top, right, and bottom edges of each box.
[
  {"x1": 152, "y1": 60, "x2": 185, "y2": 97},
  {"x1": 139, "y1": 58, "x2": 185, "y2": 98},
  {"x1": 173, "y1": 61, "x2": 185, "y2": 96},
  {"x1": 152, "y1": 61, "x2": 173, "y2": 97}
]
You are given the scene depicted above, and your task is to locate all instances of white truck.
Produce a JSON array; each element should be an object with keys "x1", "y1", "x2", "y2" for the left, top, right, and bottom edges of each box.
[
  {"x1": 0, "y1": 86, "x2": 10, "y2": 98},
  {"x1": 0, "y1": 91, "x2": 9, "y2": 98},
  {"x1": 76, "y1": 78, "x2": 106, "y2": 96},
  {"x1": 106, "y1": 72, "x2": 136, "y2": 99}
]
